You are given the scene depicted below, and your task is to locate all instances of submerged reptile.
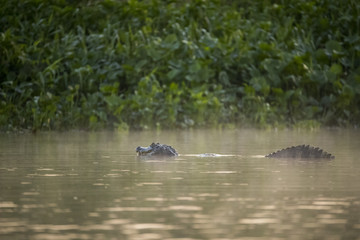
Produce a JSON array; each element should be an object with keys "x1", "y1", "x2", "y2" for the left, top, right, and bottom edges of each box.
[
  {"x1": 136, "y1": 143, "x2": 178, "y2": 157},
  {"x1": 136, "y1": 143, "x2": 335, "y2": 159}
]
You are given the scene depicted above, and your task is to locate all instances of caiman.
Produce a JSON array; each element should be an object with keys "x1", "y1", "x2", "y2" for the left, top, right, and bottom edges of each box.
[
  {"x1": 136, "y1": 143, "x2": 335, "y2": 159},
  {"x1": 136, "y1": 143, "x2": 178, "y2": 157}
]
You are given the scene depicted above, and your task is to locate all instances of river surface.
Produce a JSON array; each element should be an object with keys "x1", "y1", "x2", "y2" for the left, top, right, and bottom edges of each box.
[{"x1": 0, "y1": 129, "x2": 359, "y2": 240}]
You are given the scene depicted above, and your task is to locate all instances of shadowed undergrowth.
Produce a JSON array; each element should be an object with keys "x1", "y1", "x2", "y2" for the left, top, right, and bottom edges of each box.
[{"x1": 1, "y1": 0, "x2": 359, "y2": 131}]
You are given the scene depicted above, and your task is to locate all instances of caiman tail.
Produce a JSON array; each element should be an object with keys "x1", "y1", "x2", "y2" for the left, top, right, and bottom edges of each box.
[{"x1": 265, "y1": 145, "x2": 335, "y2": 159}]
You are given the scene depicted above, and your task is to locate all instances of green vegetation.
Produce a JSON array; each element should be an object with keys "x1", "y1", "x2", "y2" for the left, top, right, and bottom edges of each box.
[{"x1": 1, "y1": 0, "x2": 359, "y2": 131}]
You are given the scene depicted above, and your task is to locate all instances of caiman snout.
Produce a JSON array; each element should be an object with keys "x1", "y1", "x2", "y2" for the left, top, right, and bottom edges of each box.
[{"x1": 136, "y1": 145, "x2": 153, "y2": 156}]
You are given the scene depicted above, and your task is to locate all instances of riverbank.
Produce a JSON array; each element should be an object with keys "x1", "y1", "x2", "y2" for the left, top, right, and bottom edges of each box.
[{"x1": 1, "y1": 0, "x2": 359, "y2": 131}]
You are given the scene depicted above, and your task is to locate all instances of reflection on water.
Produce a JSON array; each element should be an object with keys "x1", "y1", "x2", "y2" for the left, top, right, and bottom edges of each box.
[{"x1": 0, "y1": 129, "x2": 360, "y2": 240}]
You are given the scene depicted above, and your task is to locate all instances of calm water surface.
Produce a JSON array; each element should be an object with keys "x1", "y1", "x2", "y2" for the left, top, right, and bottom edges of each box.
[{"x1": 0, "y1": 129, "x2": 359, "y2": 240}]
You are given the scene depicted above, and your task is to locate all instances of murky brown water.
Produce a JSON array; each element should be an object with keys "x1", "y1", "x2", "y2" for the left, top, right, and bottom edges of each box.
[{"x1": 0, "y1": 129, "x2": 359, "y2": 240}]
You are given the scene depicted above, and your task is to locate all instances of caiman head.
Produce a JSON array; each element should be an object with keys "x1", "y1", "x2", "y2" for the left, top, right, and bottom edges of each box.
[{"x1": 136, "y1": 143, "x2": 178, "y2": 157}]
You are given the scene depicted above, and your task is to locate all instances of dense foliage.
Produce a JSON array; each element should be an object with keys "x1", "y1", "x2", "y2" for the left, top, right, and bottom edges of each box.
[{"x1": 1, "y1": 0, "x2": 359, "y2": 131}]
